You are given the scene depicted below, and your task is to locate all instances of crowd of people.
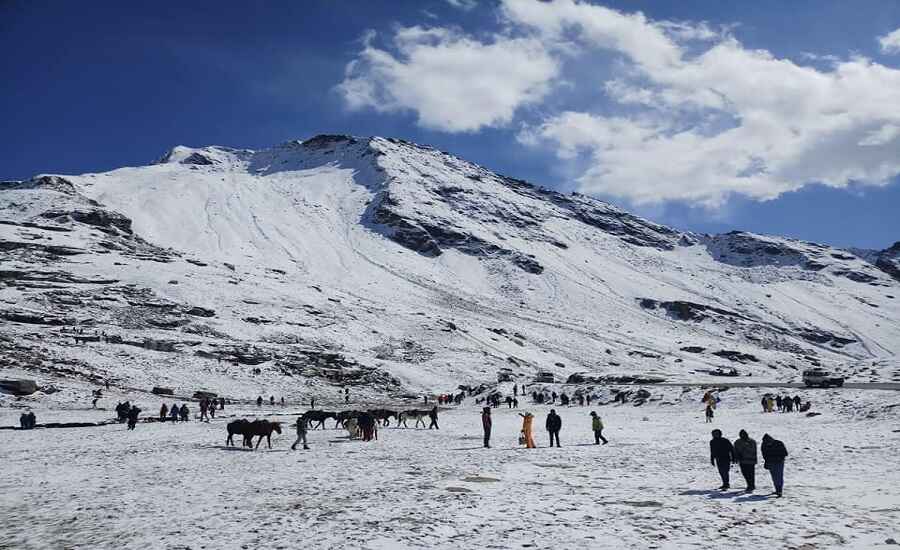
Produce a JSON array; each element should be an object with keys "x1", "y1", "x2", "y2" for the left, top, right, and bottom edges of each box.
[{"x1": 762, "y1": 394, "x2": 810, "y2": 413}]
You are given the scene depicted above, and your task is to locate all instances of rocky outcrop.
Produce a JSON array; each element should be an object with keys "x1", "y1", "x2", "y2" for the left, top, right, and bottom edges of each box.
[
  {"x1": 40, "y1": 208, "x2": 132, "y2": 234},
  {"x1": 0, "y1": 379, "x2": 38, "y2": 396},
  {"x1": 639, "y1": 298, "x2": 748, "y2": 322}
]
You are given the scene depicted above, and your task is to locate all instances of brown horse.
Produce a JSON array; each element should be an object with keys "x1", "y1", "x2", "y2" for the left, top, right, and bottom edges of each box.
[
  {"x1": 226, "y1": 419, "x2": 251, "y2": 447},
  {"x1": 245, "y1": 419, "x2": 282, "y2": 449}
]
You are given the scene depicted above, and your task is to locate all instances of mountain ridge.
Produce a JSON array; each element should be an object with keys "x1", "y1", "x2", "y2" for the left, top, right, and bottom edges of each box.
[{"x1": 2, "y1": 133, "x2": 898, "y2": 401}]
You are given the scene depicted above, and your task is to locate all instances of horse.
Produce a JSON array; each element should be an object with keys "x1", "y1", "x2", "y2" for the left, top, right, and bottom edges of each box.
[
  {"x1": 244, "y1": 419, "x2": 282, "y2": 449},
  {"x1": 368, "y1": 409, "x2": 398, "y2": 427},
  {"x1": 303, "y1": 410, "x2": 336, "y2": 430},
  {"x1": 398, "y1": 409, "x2": 430, "y2": 429},
  {"x1": 335, "y1": 410, "x2": 362, "y2": 429},
  {"x1": 226, "y1": 419, "x2": 251, "y2": 447}
]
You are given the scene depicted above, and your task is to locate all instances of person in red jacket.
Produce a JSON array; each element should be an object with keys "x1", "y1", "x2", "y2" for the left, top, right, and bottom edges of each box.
[{"x1": 481, "y1": 407, "x2": 492, "y2": 448}]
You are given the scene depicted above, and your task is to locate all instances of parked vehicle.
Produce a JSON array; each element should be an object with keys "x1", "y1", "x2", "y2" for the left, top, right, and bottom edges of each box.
[
  {"x1": 533, "y1": 371, "x2": 555, "y2": 383},
  {"x1": 802, "y1": 368, "x2": 845, "y2": 388},
  {"x1": 497, "y1": 368, "x2": 515, "y2": 382}
]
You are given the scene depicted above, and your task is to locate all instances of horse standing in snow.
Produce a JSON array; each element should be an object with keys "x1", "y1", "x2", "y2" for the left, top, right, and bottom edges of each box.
[
  {"x1": 226, "y1": 419, "x2": 251, "y2": 447},
  {"x1": 245, "y1": 419, "x2": 282, "y2": 449},
  {"x1": 398, "y1": 409, "x2": 430, "y2": 429},
  {"x1": 304, "y1": 410, "x2": 336, "y2": 430}
]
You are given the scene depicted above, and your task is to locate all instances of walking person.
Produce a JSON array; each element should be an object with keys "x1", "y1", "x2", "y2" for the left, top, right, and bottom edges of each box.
[
  {"x1": 761, "y1": 434, "x2": 788, "y2": 497},
  {"x1": 291, "y1": 414, "x2": 309, "y2": 450},
  {"x1": 546, "y1": 409, "x2": 562, "y2": 447},
  {"x1": 709, "y1": 429, "x2": 734, "y2": 490},
  {"x1": 127, "y1": 405, "x2": 141, "y2": 430},
  {"x1": 209, "y1": 399, "x2": 217, "y2": 419},
  {"x1": 732, "y1": 429, "x2": 757, "y2": 492},
  {"x1": 590, "y1": 411, "x2": 608, "y2": 444},
  {"x1": 519, "y1": 412, "x2": 536, "y2": 448},
  {"x1": 428, "y1": 406, "x2": 439, "y2": 430},
  {"x1": 159, "y1": 404, "x2": 168, "y2": 423},
  {"x1": 481, "y1": 407, "x2": 492, "y2": 448},
  {"x1": 705, "y1": 403, "x2": 715, "y2": 423}
]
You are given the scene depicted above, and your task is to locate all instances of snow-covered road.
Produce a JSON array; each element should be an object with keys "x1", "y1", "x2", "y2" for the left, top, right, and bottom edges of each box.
[{"x1": 2, "y1": 388, "x2": 899, "y2": 549}]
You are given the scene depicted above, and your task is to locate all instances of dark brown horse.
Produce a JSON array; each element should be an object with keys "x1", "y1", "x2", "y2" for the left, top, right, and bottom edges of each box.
[
  {"x1": 226, "y1": 419, "x2": 250, "y2": 447},
  {"x1": 303, "y1": 410, "x2": 337, "y2": 430},
  {"x1": 368, "y1": 409, "x2": 398, "y2": 427},
  {"x1": 245, "y1": 419, "x2": 282, "y2": 449}
]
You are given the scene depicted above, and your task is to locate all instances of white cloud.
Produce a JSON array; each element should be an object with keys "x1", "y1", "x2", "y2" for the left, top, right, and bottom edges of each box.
[
  {"x1": 340, "y1": 1, "x2": 900, "y2": 207},
  {"x1": 879, "y1": 28, "x2": 900, "y2": 54},
  {"x1": 445, "y1": 0, "x2": 478, "y2": 11},
  {"x1": 337, "y1": 26, "x2": 559, "y2": 132},
  {"x1": 505, "y1": 0, "x2": 900, "y2": 206}
]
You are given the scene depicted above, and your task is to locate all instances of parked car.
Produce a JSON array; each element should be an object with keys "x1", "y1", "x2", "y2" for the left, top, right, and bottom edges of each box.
[
  {"x1": 533, "y1": 371, "x2": 555, "y2": 383},
  {"x1": 802, "y1": 368, "x2": 845, "y2": 388}
]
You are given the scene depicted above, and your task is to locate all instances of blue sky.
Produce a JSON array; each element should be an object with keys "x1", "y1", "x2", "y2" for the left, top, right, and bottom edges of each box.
[{"x1": 2, "y1": 0, "x2": 899, "y2": 250}]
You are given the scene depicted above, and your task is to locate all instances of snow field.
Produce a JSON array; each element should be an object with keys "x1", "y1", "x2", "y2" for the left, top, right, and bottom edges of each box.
[{"x1": 1, "y1": 387, "x2": 898, "y2": 549}]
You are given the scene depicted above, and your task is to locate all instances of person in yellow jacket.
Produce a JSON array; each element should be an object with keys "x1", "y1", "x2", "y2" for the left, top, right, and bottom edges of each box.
[
  {"x1": 519, "y1": 412, "x2": 536, "y2": 448},
  {"x1": 590, "y1": 411, "x2": 608, "y2": 444}
]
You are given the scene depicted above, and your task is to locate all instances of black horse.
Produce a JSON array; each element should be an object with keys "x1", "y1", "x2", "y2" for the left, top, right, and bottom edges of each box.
[
  {"x1": 368, "y1": 409, "x2": 398, "y2": 427},
  {"x1": 304, "y1": 410, "x2": 337, "y2": 430}
]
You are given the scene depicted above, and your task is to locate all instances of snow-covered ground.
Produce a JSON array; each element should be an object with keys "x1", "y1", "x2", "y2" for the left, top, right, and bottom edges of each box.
[{"x1": 2, "y1": 387, "x2": 899, "y2": 549}]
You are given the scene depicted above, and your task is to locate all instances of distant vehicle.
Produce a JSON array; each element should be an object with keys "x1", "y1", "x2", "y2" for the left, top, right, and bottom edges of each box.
[
  {"x1": 497, "y1": 369, "x2": 514, "y2": 383},
  {"x1": 533, "y1": 371, "x2": 555, "y2": 383},
  {"x1": 802, "y1": 368, "x2": 845, "y2": 388}
]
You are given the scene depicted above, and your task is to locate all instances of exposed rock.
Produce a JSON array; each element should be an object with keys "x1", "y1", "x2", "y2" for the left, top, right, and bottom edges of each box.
[
  {"x1": 712, "y1": 350, "x2": 759, "y2": 363},
  {"x1": 0, "y1": 379, "x2": 38, "y2": 396}
]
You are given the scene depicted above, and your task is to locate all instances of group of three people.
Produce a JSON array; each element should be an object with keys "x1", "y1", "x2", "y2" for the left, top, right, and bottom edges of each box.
[{"x1": 711, "y1": 429, "x2": 789, "y2": 496}]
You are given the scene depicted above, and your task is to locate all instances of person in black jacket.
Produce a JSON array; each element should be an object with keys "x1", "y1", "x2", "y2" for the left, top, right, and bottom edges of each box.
[
  {"x1": 481, "y1": 407, "x2": 492, "y2": 448},
  {"x1": 709, "y1": 429, "x2": 734, "y2": 490},
  {"x1": 732, "y1": 429, "x2": 758, "y2": 492},
  {"x1": 761, "y1": 433, "x2": 788, "y2": 497},
  {"x1": 546, "y1": 409, "x2": 562, "y2": 447},
  {"x1": 428, "y1": 406, "x2": 439, "y2": 429}
]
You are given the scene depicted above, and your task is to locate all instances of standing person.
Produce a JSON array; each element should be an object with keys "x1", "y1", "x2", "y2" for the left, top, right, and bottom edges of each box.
[
  {"x1": 424, "y1": 395, "x2": 428, "y2": 406},
  {"x1": 270, "y1": 396, "x2": 275, "y2": 406},
  {"x1": 512, "y1": 398, "x2": 519, "y2": 409},
  {"x1": 344, "y1": 388, "x2": 350, "y2": 404},
  {"x1": 179, "y1": 404, "x2": 189, "y2": 422},
  {"x1": 481, "y1": 407, "x2": 492, "y2": 448},
  {"x1": 546, "y1": 409, "x2": 562, "y2": 447},
  {"x1": 281, "y1": 396, "x2": 285, "y2": 407},
  {"x1": 761, "y1": 434, "x2": 788, "y2": 497},
  {"x1": 127, "y1": 405, "x2": 141, "y2": 430},
  {"x1": 732, "y1": 429, "x2": 757, "y2": 492},
  {"x1": 590, "y1": 411, "x2": 608, "y2": 445},
  {"x1": 513, "y1": 384, "x2": 518, "y2": 397},
  {"x1": 775, "y1": 395, "x2": 783, "y2": 412},
  {"x1": 519, "y1": 412, "x2": 536, "y2": 448},
  {"x1": 310, "y1": 397, "x2": 316, "y2": 409},
  {"x1": 709, "y1": 429, "x2": 734, "y2": 490},
  {"x1": 256, "y1": 396, "x2": 263, "y2": 407},
  {"x1": 291, "y1": 414, "x2": 309, "y2": 450},
  {"x1": 169, "y1": 404, "x2": 179, "y2": 423},
  {"x1": 793, "y1": 395, "x2": 801, "y2": 412},
  {"x1": 219, "y1": 397, "x2": 225, "y2": 410},
  {"x1": 209, "y1": 399, "x2": 217, "y2": 419},
  {"x1": 199, "y1": 399, "x2": 209, "y2": 422},
  {"x1": 705, "y1": 403, "x2": 715, "y2": 423},
  {"x1": 428, "y1": 406, "x2": 439, "y2": 430},
  {"x1": 159, "y1": 403, "x2": 169, "y2": 423},
  {"x1": 760, "y1": 396, "x2": 768, "y2": 413}
]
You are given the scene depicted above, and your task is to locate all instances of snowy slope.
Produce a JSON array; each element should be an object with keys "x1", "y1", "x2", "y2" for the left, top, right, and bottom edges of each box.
[{"x1": 2, "y1": 135, "x2": 899, "y2": 401}]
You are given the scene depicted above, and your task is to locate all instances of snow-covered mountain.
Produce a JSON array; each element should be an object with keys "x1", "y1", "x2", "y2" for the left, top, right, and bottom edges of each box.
[{"x1": 2, "y1": 134, "x2": 899, "y2": 400}]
